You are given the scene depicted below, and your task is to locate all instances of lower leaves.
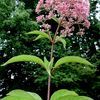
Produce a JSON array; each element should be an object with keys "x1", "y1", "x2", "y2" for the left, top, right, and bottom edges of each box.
[
  {"x1": 1, "y1": 89, "x2": 42, "y2": 100},
  {"x1": 1, "y1": 89, "x2": 93, "y2": 100}
]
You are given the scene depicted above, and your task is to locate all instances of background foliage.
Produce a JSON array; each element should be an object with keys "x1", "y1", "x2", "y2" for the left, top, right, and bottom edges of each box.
[{"x1": 0, "y1": 0, "x2": 100, "y2": 100}]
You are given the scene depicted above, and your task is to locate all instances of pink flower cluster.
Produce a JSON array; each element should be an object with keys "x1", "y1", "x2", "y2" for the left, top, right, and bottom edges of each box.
[{"x1": 36, "y1": 0, "x2": 90, "y2": 36}]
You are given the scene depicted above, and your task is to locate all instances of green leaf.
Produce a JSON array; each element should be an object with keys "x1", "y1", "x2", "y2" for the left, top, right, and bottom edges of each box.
[
  {"x1": 25, "y1": 30, "x2": 50, "y2": 40},
  {"x1": 34, "y1": 35, "x2": 45, "y2": 41},
  {"x1": 54, "y1": 56, "x2": 94, "y2": 69},
  {"x1": 55, "y1": 36, "x2": 66, "y2": 49},
  {"x1": 44, "y1": 57, "x2": 50, "y2": 75},
  {"x1": 27, "y1": 92, "x2": 42, "y2": 100},
  {"x1": 44, "y1": 57, "x2": 54, "y2": 76},
  {"x1": 57, "y1": 95, "x2": 93, "y2": 100},
  {"x1": 44, "y1": 57, "x2": 50, "y2": 69},
  {"x1": 2, "y1": 96, "x2": 22, "y2": 100},
  {"x1": 1, "y1": 55, "x2": 45, "y2": 67},
  {"x1": 1, "y1": 89, "x2": 38, "y2": 100},
  {"x1": 49, "y1": 58, "x2": 54, "y2": 69},
  {"x1": 50, "y1": 89, "x2": 78, "y2": 100}
]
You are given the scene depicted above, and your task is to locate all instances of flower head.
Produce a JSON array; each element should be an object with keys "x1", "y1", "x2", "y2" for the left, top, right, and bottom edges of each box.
[{"x1": 36, "y1": 0, "x2": 90, "y2": 36}]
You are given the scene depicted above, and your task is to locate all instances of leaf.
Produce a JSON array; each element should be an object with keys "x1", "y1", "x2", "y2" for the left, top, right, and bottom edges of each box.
[
  {"x1": 34, "y1": 35, "x2": 45, "y2": 41},
  {"x1": 27, "y1": 92, "x2": 42, "y2": 100},
  {"x1": 57, "y1": 95, "x2": 93, "y2": 100},
  {"x1": 1, "y1": 89, "x2": 37, "y2": 100},
  {"x1": 25, "y1": 30, "x2": 50, "y2": 40},
  {"x1": 50, "y1": 89, "x2": 78, "y2": 100},
  {"x1": 44, "y1": 57, "x2": 50, "y2": 75},
  {"x1": 44, "y1": 57, "x2": 54, "y2": 76},
  {"x1": 54, "y1": 56, "x2": 94, "y2": 69},
  {"x1": 55, "y1": 36, "x2": 66, "y2": 49},
  {"x1": 2, "y1": 96, "x2": 21, "y2": 100},
  {"x1": 49, "y1": 58, "x2": 54, "y2": 69},
  {"x1": 1, "y1": 89, "x2": 43, "y2": 100},
  {"x1": 44, "y1": 57, "x2": 49, "y2": 67},
  {"x1": 1, "y1": 55, "x2": 45, "y2": 68}
]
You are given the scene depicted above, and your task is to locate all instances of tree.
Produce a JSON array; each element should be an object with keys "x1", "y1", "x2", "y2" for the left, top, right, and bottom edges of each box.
[{"x1": 0, "y1": 0, "x2": 38, "y2": 97}]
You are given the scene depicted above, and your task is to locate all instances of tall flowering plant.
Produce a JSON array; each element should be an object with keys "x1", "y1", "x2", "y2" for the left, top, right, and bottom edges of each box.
[
  {"x1": 1, "y1": 0, "x2": 93, "y2": 100},
  {"x1": 36, "y1": 0, "x2": 91, "y2": 99}
]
